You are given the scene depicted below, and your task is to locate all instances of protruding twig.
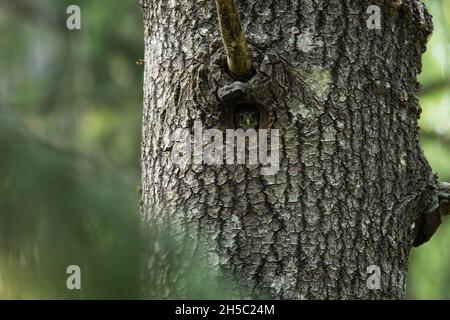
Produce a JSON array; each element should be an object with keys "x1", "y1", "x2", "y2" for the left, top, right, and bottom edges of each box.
[
  {"x1": 413, "y1": 182, "x2": 450, "y2": 247},
  {"x1": 215, "y1": 0, "x2": 253, "y2": 79}
]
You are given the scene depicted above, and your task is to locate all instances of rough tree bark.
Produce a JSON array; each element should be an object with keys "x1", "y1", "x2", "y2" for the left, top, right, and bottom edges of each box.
[{"x1": 140, "y1": 0, "x2": 447, "y2": 299}]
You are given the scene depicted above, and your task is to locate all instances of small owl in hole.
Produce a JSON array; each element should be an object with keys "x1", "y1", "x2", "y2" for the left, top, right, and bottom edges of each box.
[{"x1": 234, "y1": 104, "x2": 260, "y2": 130}]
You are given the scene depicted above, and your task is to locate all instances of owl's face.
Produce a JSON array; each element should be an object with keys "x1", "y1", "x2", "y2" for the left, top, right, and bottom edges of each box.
[{"x1": 234, "y1": 109, "x2": 260, "y2": 130}]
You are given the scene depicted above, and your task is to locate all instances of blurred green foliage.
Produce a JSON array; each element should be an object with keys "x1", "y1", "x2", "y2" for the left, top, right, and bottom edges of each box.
[
  {"x1": 0, "y1": 112, "x2": 140, "y2": 298},
  {"x1": 0, "y1": 0, "x2": 142, "y2": 299},
  {"x1": 0, "y1": 0, "x2": 448, "y2": 299}
]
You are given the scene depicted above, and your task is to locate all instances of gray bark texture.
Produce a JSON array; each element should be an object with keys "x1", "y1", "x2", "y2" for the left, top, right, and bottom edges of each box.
[{"x1": 140, "y1": 0, "x2": 437, "y2": 299}]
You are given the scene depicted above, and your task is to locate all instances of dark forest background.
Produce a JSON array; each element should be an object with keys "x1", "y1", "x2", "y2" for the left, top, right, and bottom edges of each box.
[{"x1": 0, "y1": 0, "x2": 448, "y2": 299}]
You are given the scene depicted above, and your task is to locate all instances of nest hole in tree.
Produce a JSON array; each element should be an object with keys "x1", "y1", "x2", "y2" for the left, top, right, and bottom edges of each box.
[{"x1": 223, "y1": 100, "x2": 270, "y2": 131}]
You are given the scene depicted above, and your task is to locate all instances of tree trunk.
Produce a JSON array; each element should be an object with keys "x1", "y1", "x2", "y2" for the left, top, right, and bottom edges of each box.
[{"x1": 140, "y1": 0, "x2": 437, "y2": 299}]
